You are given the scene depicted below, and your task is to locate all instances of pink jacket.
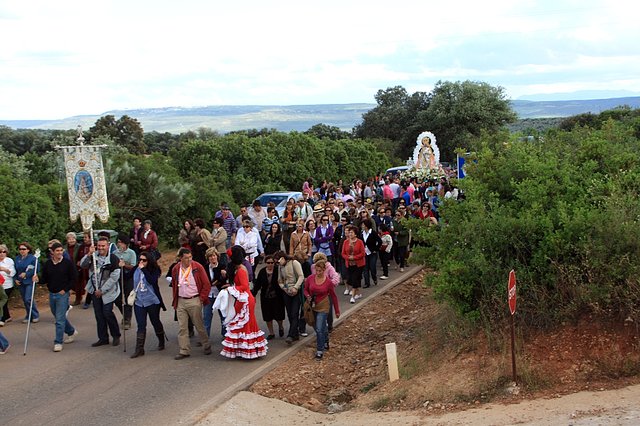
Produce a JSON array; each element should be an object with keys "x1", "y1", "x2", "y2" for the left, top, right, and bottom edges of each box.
[{"x1": 311, "y1": 262, "x2": 340, "y2": 287}]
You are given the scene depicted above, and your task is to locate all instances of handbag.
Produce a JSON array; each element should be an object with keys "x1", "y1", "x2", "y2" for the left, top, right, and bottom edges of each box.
[
  {"x1": 127, "y1": 280, "x2": 142, "y2": 306},
  {"x1": 127, "y1": 289, "x2": 137, "y2": 306},
  {"x1": 303, "y1": 297, "x2": 315, "y2": 327}
]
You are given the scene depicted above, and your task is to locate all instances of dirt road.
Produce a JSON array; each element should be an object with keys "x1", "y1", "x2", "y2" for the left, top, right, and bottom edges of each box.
[{"x1": 202, "y1": 385, "x2": 640, "y2": 425}]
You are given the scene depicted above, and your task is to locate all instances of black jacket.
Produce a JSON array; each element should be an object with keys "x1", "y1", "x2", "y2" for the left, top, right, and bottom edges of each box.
[{"x1": 362, "y1": 230, "x2": 382, "y2": 254}]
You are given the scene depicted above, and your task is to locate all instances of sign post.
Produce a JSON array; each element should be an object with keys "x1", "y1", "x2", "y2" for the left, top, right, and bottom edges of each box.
[{"x1": 508, "y1": 269, "x2": 517, "y2": 383}]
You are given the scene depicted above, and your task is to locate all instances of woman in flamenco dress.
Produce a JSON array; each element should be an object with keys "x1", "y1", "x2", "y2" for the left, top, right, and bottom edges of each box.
[{"x1": 220, "y1": 245, "x2": 268, "y2": 359}]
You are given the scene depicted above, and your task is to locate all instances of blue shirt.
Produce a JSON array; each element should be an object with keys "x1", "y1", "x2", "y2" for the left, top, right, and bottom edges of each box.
[
  {"x1": 14, "y1": 254, "x2": 38, "y2": 286},
  {"x1": 133, "y1": 268, "x2": 160, "y2": 307}
]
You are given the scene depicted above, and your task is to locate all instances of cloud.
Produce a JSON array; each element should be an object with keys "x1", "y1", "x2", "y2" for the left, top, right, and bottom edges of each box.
[{"x1": 0, "y1": 0, "x2": 639, "y2": 118}]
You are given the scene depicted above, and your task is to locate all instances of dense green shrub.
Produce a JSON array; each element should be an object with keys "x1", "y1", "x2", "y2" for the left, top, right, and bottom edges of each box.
[
  {"x1": 0, "y1": 152, "x2": 69, "y2": 251},
  {"x1": 169, "y1": 132, "x2": 390, "y2": 204},
  {"x1": 412, "y1": 117, "x2": 640, "y2": 329}
]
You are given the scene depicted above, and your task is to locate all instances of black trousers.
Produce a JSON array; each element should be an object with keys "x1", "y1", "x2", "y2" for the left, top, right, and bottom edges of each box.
[{"x1": 114, "y1": 276, "x2": 133, "y2": 322}]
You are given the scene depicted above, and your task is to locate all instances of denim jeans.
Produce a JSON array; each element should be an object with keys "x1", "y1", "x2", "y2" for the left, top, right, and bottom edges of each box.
[
  {"x1": 314, "y1": 311, "x2": 329, "y2": 353},
  {"x1": 282, "y1": 293, "x2": 300, "y2": 339},
  {"x1": 203, "y1": 296, "x2": 226, "y2": 337},
  {"x1": 133, "y1": 303, "x2": 163, "y2": 334},
  {"x1": 19, "y1": 283, "x2": 40, "y2": 321},
  {"x1": 363, "y1": 252, "x2": 378, "y2": 287},
  {"x1": 92, "y1": 296, "x2": 120, "y2": 342},
  {"x1": 49, "y1": 292, "x2": 75, "y2": 344},
  {"x1": 0, "y1": 330, "x2": 8, "y2": 350}
]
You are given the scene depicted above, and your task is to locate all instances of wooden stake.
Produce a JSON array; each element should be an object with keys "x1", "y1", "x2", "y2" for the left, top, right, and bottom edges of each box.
[{"x1": 385, "y1": 342, "x2": 400, "y2": 382}]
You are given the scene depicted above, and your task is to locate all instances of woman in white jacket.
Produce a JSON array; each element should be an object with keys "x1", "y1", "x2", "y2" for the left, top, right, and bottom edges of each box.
[
  {"x1": 235, "y1": 220, "x2": 262, "y2": 274},
  {"x1": 0, "y1": 244, "x2": 16, "y2": 326}
]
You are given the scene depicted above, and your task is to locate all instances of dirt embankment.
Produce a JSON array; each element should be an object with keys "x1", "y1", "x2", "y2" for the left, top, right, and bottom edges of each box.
[{"x1": 249, "y1": 271, "x2": 640, "y2": 418}]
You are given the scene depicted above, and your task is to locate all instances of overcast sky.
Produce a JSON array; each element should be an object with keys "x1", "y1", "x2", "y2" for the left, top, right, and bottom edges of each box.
[{"x1": 1, "y1": 0, "x2": 638, "y2": 119}]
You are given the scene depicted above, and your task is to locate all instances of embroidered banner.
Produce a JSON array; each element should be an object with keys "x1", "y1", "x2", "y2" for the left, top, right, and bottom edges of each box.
[{"x1": 59, "y1": 145, "x2": 110, "y2": 230}]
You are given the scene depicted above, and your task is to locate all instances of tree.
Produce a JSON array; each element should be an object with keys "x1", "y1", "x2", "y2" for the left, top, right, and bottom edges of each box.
[
  {"x1": 90, "y1": 115, "x2": 146, "y2": 154},
  {"x1": 305, "y1": 123, "x2": 351, "y2": 141},
  {"x1": 144, "y1": 131, "x2": 180, "y2": 154},
  {"x1": 0, "y1": 149, "x2": 68, "y2": 250},
  {"x1": 354, "y1": 82, "x2": 516, "y2": 163},
  {"x1": 421, "y1": 80, "x2": 517, "y2": 160},
  {"x1": 354, "y1": 86, "x2": 429, "y2": 161}
]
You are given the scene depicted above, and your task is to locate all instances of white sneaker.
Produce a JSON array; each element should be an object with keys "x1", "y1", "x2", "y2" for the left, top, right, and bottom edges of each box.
[
  {"x1": 0, "y1": 321, "x2": 4, "y2": 327},
  {"x1": 400, "y1": 267, "x2": 405, "y2": 272},
  {"x1": 300, "y1": 332, "x2": 309, "y2": 337},
  {"x1": 343, "y1": 289, "x2": 350, "y2": 295},
  {"x1": 0, "y1": 344, "x2": 10, "y2": 354},
  {"x1": 53, "y1": 344, "x2": 63, "y2": 352},
  {"x1": 350, "y1": 297, "x2": 355, "y2": 304},
  {"x1": 64, "y1": 330, "x2": 78, "y2": 344},
  {"x1": 380, "y1": 275, "x2": 389, "y2": 280},
  {"x1": 355, "y1": 294, "x2": 363, "y2": 300}
]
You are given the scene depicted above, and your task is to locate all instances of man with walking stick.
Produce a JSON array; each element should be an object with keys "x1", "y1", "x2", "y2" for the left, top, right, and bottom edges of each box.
[
  {"x1": 36, "y1": 243, "x2": 79, "y2": 352},
  {"x1": 80, "y1": 236, "x2": 121, "y2": 347}
]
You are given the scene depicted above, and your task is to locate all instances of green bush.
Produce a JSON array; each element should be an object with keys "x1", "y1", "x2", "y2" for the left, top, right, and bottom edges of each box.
[{"x1": 412, "y1": 115, "x2": 640, "y2": 329}]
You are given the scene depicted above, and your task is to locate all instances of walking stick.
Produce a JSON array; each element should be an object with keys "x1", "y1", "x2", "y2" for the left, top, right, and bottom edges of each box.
[
  {"x1": 121, "y1": 268, "x2": 126, "y2": 352},
  {"x1": 23, "y1": 248, "x2": 41, "y2": 355}
]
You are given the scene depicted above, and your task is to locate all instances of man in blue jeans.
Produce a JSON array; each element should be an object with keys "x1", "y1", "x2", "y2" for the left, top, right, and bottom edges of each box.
[{"x1": 39, "y1": 242, "x2": 78, "y2": 352}]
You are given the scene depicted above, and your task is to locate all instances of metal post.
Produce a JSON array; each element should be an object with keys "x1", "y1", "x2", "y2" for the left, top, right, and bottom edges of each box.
[
  {"x1": 23, "y1": 249, "x2": 41, "y2": 355},
  {"x1": 510, "y1": 314, "x2": 517, "y2": 384},
  {"x1": 121, "y1": 269, "x2": 126, "y2": 352}
]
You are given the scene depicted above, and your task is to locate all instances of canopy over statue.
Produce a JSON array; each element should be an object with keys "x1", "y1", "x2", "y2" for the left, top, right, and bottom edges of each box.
[{"x1": 56, "y1": 127, "x2": 110, "y2": 231}]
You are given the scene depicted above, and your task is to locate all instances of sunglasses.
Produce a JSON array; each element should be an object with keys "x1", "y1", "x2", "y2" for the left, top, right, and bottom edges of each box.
[
  {"x1": 265, "y1": 261, "x2": 274, "y2": 265},
  {"x1": 19, "y1": 247, "x2": 28, "y2": 250},
  {"x1": 140, "y1": 258, "x2": 148, "y2": 262}
]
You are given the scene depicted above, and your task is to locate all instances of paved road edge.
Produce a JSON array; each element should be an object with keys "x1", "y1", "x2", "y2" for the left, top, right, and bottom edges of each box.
[{"x1": 189, "y1": 264, "x2": 424, "y2": 425}]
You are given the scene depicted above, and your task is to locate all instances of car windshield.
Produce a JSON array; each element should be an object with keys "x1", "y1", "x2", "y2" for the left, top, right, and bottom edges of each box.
[{"x1": 258, "y1": 194, "x2": 288, "y2": 207}]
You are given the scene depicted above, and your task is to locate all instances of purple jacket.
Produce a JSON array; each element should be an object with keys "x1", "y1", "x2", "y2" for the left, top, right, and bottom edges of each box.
[{"x1": 313, "y1": 225, "x2": 335, "y2": 256}]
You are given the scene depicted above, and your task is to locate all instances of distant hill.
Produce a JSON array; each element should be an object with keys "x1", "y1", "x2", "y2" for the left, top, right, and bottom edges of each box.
[
  {"x1": 2, "y1": 97, "x2": 639, "y2": 134},
  {"x1": 510, "y1": 97, "x2": 640, "y2": 119}
]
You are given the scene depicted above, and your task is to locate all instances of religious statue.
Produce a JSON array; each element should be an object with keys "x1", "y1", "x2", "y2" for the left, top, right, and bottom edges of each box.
[{"x1": 412, "y1": 131, "x2": 439, "y2": 170}]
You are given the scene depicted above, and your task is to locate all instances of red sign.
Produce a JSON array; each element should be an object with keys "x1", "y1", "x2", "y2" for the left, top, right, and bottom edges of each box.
[{"x1": 508, "y1": 270, "x2": 516, "y2": 315}]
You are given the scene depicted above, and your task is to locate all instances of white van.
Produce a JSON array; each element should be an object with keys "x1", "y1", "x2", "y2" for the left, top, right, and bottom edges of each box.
[{"x1": 385, "y1": 166, "x2": 409, "y2": 177}]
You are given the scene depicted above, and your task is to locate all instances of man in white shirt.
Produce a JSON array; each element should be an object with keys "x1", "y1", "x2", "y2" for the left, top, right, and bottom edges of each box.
[
  {"x1": 389, "y1": 177, "x2": 401, "y2": 211},
  {"x1": 248, "y1": 200, "x2": 267, "y2": 232}
]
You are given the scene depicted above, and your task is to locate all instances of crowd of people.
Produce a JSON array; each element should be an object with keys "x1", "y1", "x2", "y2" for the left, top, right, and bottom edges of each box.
[{"x1": 0, "y1": 173, "x2": 459, "y2": 360}]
